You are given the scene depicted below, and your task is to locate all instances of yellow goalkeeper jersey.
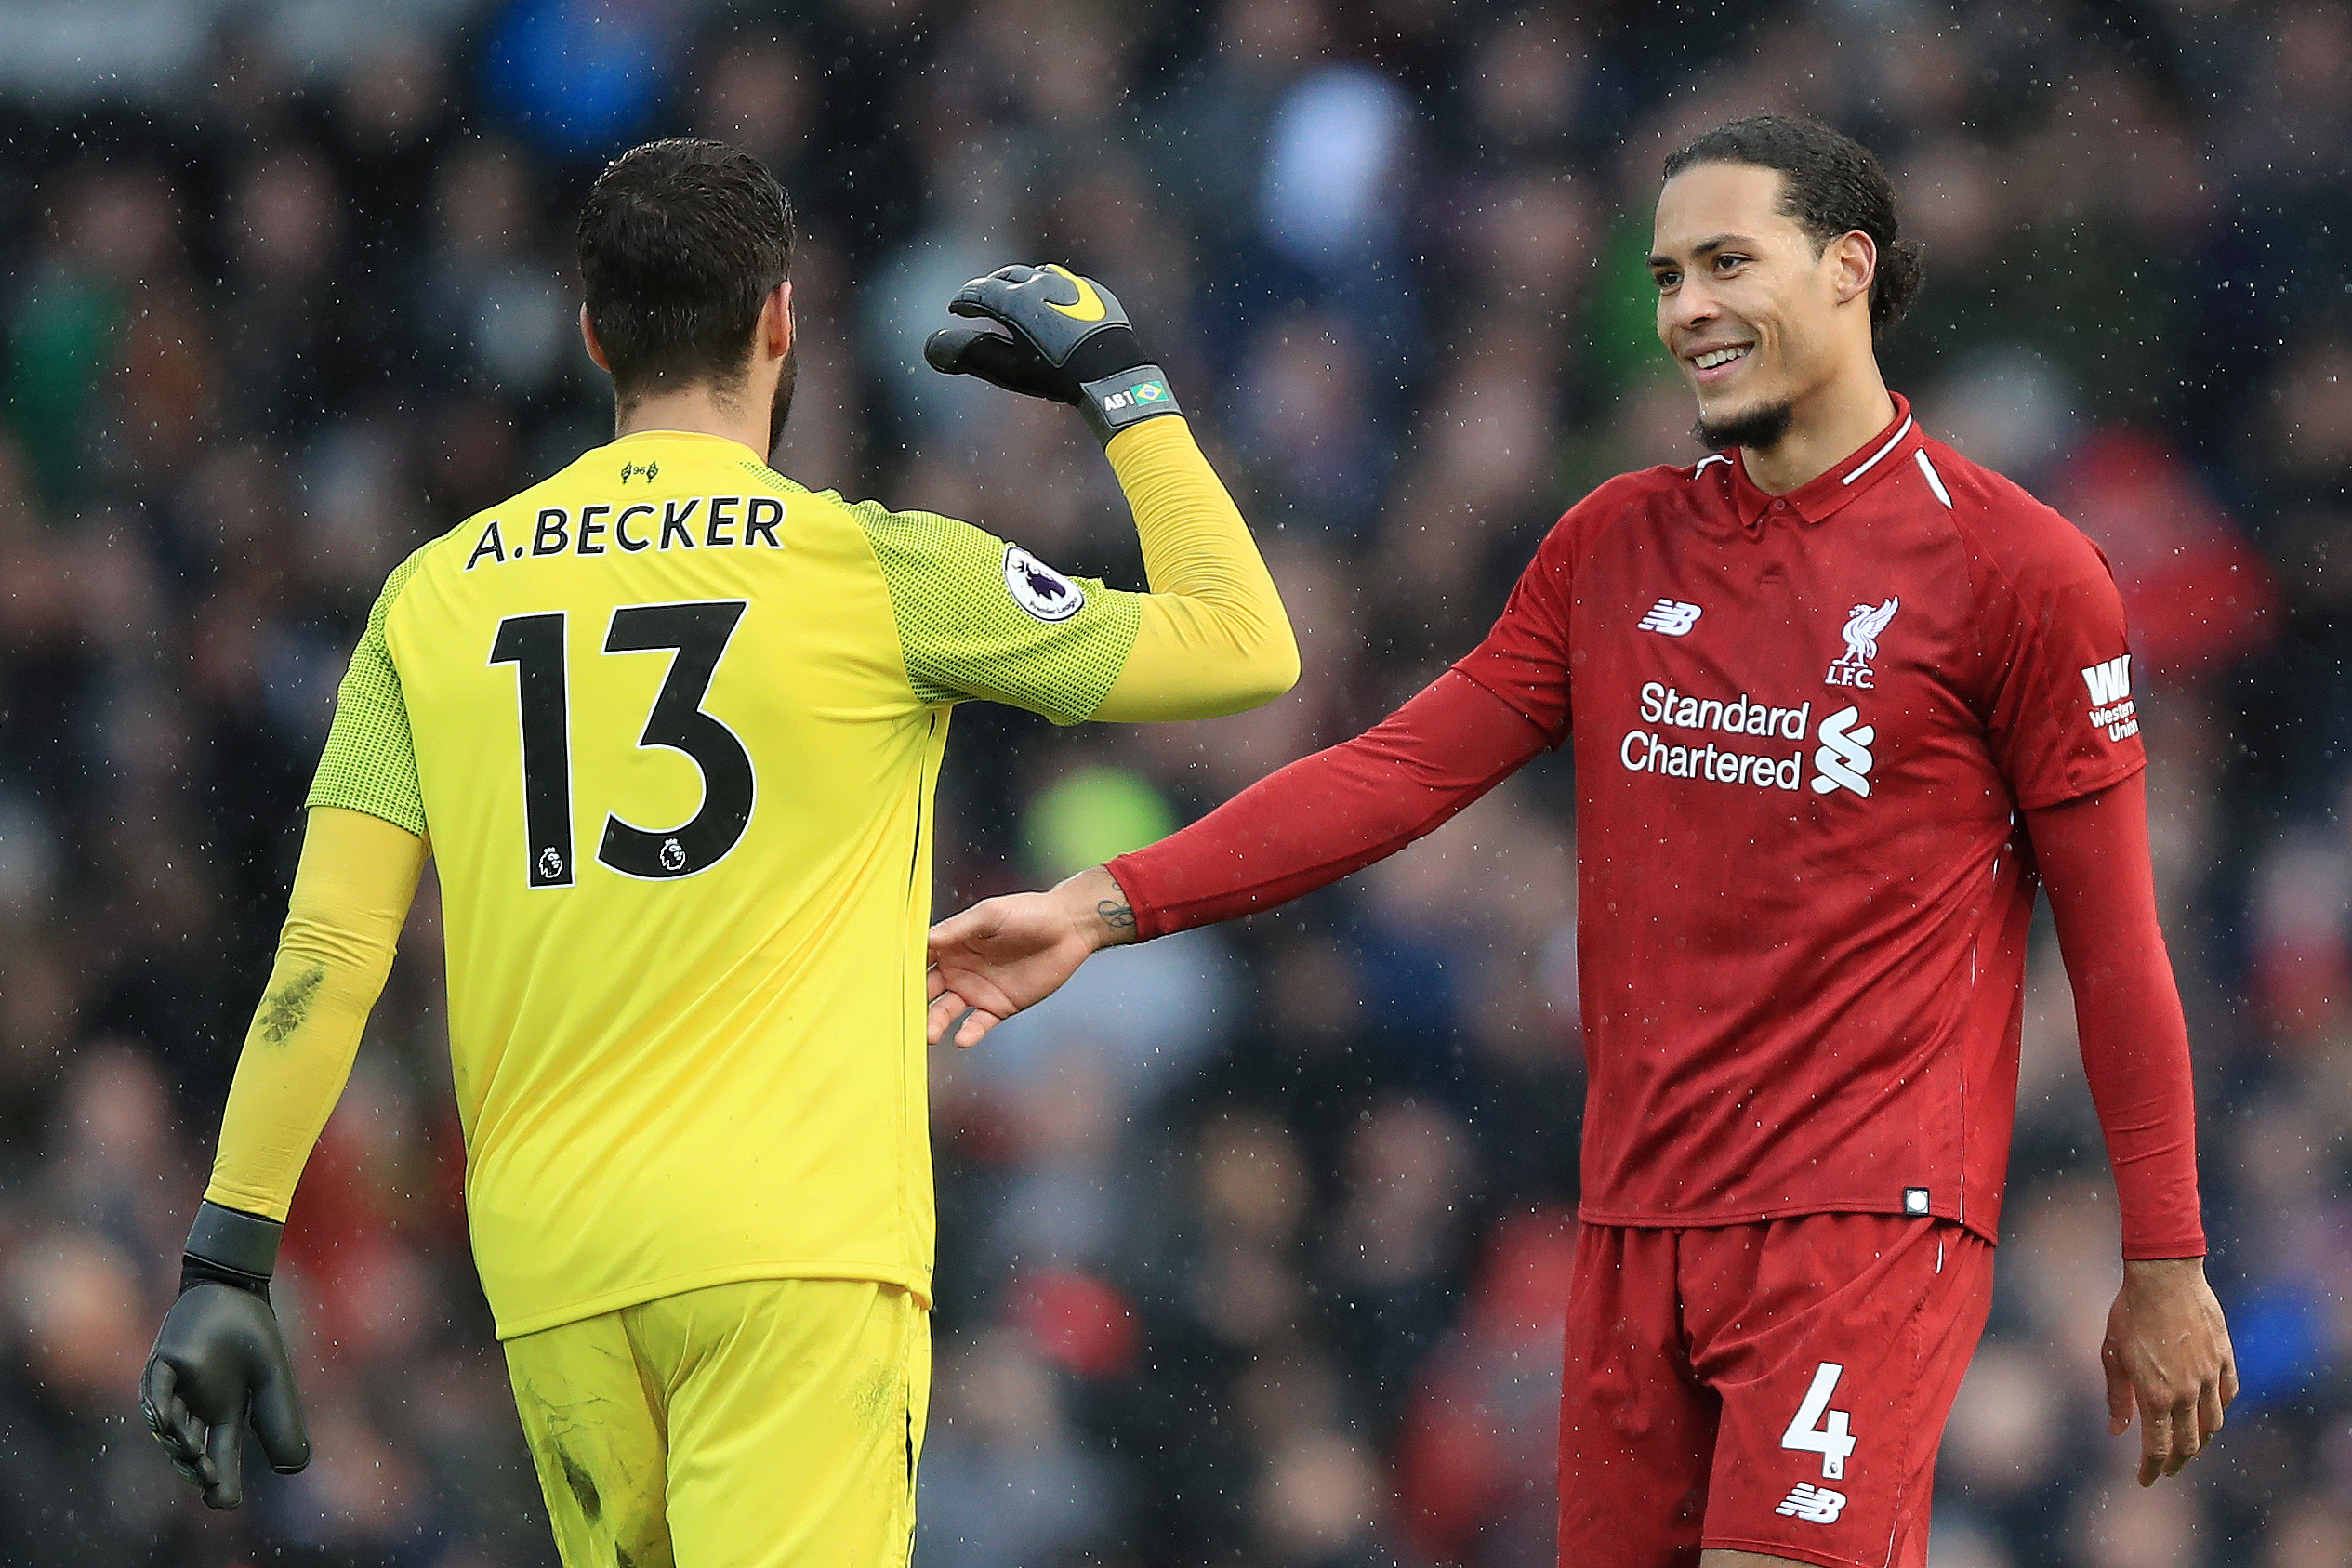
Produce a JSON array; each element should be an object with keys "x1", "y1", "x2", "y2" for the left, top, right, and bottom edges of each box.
[{"x1": 308, "y1": 429, "x2": 1155, "y2": 1337}]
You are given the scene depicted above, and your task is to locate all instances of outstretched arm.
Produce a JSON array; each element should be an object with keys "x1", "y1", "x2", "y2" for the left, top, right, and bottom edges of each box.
[
  {"x1": 2026, "y1": 774, "x2": 2235, "y2": 1486},
  {"x1": 1107, "y1": 668, "x2": 1548, "y2": 936},
  {"x1": 927, "y1": 669, "x2": 1546, "y2": 1046},
  {"x1": 926, "y1": 864, "x2": 1139, "y2": 1048}
]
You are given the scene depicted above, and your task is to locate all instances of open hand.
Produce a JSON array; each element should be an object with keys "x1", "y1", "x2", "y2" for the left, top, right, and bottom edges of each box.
[
  {"x1": 926, "y1": 865, "x2": 1136, "y2": 1048},
  {"x1": 2102, "y1": 1257, "x2": 2237, "y2": 1486}
]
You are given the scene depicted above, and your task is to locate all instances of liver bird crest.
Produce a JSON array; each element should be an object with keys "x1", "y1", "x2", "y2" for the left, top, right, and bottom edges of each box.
[{"x1": 1841, "y1": 597, "x2": 1899, "y2": 662}]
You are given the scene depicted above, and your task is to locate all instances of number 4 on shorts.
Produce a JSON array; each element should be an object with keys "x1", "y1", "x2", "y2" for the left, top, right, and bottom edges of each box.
[{"x1": 1781, "y1": 1362, "x2": 1856, "y2": 1481}]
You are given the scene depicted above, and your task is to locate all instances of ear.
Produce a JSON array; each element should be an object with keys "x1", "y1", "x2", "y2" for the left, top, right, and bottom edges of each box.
[
  {"x1": 761, "y1": 282, "x2": 794, "y2": 361},
  {"x1": 1829, "y1": 230, "x2": 1876, "y2": 309},
  {"x1": 579, "y1": 305, "x2": 611, "y2": 373}
]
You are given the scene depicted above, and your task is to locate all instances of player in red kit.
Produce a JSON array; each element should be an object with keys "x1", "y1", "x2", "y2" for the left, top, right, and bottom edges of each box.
[{"x1": 924, "y1": 116, "x2": 2236, "y2": 1567}]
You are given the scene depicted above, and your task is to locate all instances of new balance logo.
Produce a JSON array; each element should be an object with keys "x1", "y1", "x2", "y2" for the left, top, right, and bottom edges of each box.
[
  {"x1": 2081, "y1": 654, "x2": 2132, "y2": 706},
  {"x1": 1638, "y1": 599, "x2": 1703, "y2": 636},
  {"x1": 1775, "y1": 1484, "x2": 1847, "y2": 1524},
  {"x1": 1810, "y1": 705, "x2": 1874, "y2": 797},
  {"x1": 2080, "y1": 655, "x2": 2139, "y2": 741}
]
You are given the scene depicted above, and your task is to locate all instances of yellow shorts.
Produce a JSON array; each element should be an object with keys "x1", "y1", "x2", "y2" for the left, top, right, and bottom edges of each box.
[{"x1": 502, "y1": 1277, "x2": 931, "y2": 1568}]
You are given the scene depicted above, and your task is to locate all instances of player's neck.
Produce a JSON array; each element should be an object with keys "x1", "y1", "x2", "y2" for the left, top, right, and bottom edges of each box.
[
  {"x1": 1738, "y1": 364, "x2": 1896, "y2": 496},
  {"x1": 613, "y1": 386, "x2": 771, "y2": 459}
]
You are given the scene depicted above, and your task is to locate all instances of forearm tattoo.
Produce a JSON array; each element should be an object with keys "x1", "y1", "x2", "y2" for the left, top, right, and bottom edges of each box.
[{"x1": 1095, "y1": 898, "x2": 1135, "y2": 932}]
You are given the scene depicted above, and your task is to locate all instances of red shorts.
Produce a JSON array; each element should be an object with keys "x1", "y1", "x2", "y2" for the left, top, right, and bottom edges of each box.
[{"x1": 1556, "y1": 1213, "x2": 1993, "y2": 1568}]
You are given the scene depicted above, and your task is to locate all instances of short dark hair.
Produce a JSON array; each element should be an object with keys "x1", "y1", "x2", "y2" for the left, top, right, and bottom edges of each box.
[
  {"x1": 1662, "y1": 115, "x2": 1923, "y2": 342},
  {"x1": 578, "y1": 138, "x2": 794, "y2": 401}
]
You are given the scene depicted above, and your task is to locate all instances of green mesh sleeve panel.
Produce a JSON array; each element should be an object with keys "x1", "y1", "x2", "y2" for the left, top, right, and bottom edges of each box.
[
  {"x1": 848, "y1": 497, "x2": 1144, "y2": 726},
  {"x1": 306, "y1": 544, "x2": 432, "y2": 837},
  {"x1": 739, "y1": 457, "x2": 803, "y2": 492}
]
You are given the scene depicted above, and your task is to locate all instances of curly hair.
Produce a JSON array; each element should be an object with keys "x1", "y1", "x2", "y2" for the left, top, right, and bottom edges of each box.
[{"x1": 1663, "y1": 115, "x2": 1924, "y2": 343}]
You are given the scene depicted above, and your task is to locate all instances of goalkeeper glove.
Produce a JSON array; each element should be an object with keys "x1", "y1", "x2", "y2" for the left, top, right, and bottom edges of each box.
[
  {"x1": 924, "y1": 263, "x2": 1183, "y2": 444},
  {"x1": 139, "y1": 1201, "x2": 311, "y2": 1509}
]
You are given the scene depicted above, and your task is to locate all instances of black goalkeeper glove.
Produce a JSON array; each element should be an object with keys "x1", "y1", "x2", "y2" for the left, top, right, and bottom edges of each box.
[
  {"x1": 139, "y1": 1201, "x2": 311, "y2": 1509},
  {"x1": 923, "y1": 263, "x2": 1183, "y2": 444}
]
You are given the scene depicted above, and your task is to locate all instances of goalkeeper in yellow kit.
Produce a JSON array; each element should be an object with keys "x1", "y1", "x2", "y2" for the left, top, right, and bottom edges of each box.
[{"x1": 137, "y1": 138, "x2": 1296, "y2": 1566}]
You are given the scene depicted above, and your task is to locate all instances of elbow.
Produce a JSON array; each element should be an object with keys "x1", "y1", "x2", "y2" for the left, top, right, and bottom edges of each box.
[
  {"x1": 1258, "y1": 632, "x2": 1302, "y2": 705},
  {"x1": 1167, "y1": 636, "x2": 1297, "y2": 720},
  {"x1": 1102, "y1": 602, "x2": 1301, "y2": 721},
  {"x1": 1225, "y1": 625, "x2": 1300, "y2": 713},
  {"x1": 1182, "y1": 606, "x2": 1300, "y2": 717},
  {"x1": 1214, "y1": 672, "x2": 1294, "y2": 718}
]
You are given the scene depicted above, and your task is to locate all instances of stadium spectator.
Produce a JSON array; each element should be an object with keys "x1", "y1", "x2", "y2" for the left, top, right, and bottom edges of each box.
[{"x1": 0, "y1": 3, "x2": 2343, "y2": 1564}]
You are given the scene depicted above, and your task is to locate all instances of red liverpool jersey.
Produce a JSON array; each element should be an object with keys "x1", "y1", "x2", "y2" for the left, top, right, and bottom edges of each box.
[{"x1": 1454, "y1": 396, "x2": 2145, "y2": 1242}]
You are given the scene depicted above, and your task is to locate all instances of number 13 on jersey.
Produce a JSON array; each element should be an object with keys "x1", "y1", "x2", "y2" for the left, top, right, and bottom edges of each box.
[{"x1": 489, "y1": 600, "x2": 756, "y2": 889}]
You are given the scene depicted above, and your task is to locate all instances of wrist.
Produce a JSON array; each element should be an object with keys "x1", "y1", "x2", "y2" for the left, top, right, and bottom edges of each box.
[
  {"x1": 2121, "y1": 1256, "x2": 2207, "y2": 1297},
  {"x1": 1077, "y1": 364, "x2": 1182, "y2": 445},
  {"x1": 182, "y1": 1199, "x2": 282, "y2": 1297},
  {"x1": 1057, "y1": 863, "x2": 1139, "y2": 950}
]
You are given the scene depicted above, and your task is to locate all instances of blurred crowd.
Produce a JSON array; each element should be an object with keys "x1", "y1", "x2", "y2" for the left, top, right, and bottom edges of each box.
[{"x1": 0, "y1": 0, "x2": 2347, "y2": 1564}]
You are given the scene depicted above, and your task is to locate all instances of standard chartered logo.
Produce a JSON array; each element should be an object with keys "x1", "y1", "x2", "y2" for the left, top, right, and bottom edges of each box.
[
  {"x1": 1619, "y1": 682, "x2": 1879, "y2": 801},
  {"x1": 1620, "y1": 682, "x2": 1811, "y2": 791},
  {"x1": 1810, "y1": 705, "x2": 1875, "y2": 797}
]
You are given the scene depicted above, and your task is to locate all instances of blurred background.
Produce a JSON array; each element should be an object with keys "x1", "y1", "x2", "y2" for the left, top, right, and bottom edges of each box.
[{"x1": 0, "y1": 0, "x2": 2345, "y2": 1563}]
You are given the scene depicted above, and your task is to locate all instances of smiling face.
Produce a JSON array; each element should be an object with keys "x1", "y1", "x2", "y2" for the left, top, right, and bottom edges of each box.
[{"x1": 1651, "y1": 161, "x2": 1876, "y2": 451}]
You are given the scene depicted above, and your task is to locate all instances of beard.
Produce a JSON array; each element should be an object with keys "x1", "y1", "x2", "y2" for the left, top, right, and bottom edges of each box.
[
  {"x1": 764, "y1": 339, "x2": 799, "y2": 455},
  {"x1": 1694, "y1": 397, "x2": 1794, "y2": 453}
]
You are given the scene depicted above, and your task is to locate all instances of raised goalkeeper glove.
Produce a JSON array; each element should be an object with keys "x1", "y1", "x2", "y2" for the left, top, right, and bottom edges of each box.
[
  {"x1": 924, "y1": 263, "x2": 1183, "y2": 444},
  {"x1": 139, "y1": 1200, "x2": 311, "y2": 1509}
]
